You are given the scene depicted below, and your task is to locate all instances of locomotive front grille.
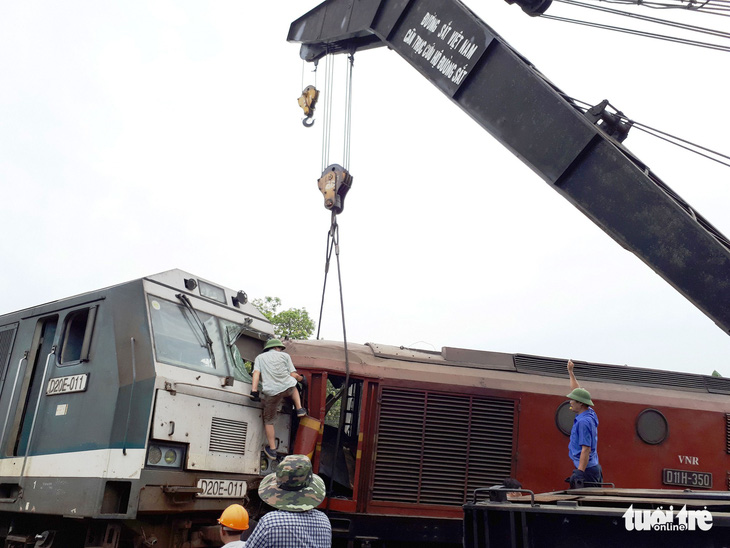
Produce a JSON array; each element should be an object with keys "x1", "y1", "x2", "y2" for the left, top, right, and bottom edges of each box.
[
  {"x1": 372, "y1": 388, "x2": 515, "y2": 506},
  {"x1": 209, "y1": 417, "x2": 247, "y2": 454}
]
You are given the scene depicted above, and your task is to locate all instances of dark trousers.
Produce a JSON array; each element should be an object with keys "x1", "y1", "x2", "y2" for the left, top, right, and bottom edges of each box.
[{"x1": 584, "y1": 464, "x2": 603, "y2": 485}]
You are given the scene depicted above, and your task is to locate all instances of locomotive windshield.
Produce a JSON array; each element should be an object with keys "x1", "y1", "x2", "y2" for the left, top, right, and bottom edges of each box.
[{"x1": 148, "y1": 296, "x2": 252, "y2": 382}]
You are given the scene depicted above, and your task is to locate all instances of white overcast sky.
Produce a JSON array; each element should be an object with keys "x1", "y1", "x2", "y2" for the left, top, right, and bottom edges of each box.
[{"x1": 1, "y1": 1, "x2": 729, "y2": 375}]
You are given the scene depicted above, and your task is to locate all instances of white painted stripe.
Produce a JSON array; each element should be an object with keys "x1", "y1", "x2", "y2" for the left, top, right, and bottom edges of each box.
[{"x1": 0, "y1": 448, "x2": 146, "y2": 479}]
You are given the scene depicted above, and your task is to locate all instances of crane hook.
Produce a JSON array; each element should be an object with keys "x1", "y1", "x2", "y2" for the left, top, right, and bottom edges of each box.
[{"x1": 298, "y1": 85, "x2": 320, "y2": 129}]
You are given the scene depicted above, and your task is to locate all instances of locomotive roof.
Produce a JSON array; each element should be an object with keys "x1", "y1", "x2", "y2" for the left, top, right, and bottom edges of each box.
[{"x1": 285, "y1": 339, "x2": 730, "y2": 396}]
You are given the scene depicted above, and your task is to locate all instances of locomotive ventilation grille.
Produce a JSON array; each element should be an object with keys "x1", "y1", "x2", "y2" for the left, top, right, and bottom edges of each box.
[
  {"x1": 514, "y1": 354, "x2": 730, "y2": 394},
  {"x1": 372, "y1": 388, "x2": 514, "y2": 506},
  {"x1": 209, "y1": 417, "x2": 247, "y2": 454}
]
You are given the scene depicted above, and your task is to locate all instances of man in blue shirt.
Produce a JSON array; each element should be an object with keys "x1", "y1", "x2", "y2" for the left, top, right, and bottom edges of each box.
[{"x1": 566, "y1": 359, "x2": 603, "y2": 488}]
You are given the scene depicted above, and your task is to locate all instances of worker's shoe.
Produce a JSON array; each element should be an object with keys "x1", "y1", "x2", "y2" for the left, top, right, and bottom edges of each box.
[
  {"x1": 264, "y1": 447, "x2": 277, "y2": 460},
  {"x1": 296, "y1": 408, "x2": 307, "y2": 417}
]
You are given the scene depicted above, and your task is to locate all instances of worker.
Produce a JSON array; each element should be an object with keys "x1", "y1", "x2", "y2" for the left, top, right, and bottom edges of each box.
[
  {"x1": 566, "y1": 359, "x2": 603, "y2": 488},
  {"x1": 217, "y1": 503, "x2": 249, "y2": 547},
  {"x1": 488, "y1": 477, "x2": 523, "y2": 502},
  {"x1": 245, "y1": 455, "x2": 332, "y2": 548},
  {"x1": 503, "y1": 477, "x2": 523, "y2": 500},
  {"x1": 250, "y1": 339, "x2": 307, "y2": 460}
]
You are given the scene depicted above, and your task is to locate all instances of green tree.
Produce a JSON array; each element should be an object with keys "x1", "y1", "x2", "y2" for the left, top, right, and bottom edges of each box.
[{"x1": 252, "y1": 296, "x2": 316, "y2": 340}]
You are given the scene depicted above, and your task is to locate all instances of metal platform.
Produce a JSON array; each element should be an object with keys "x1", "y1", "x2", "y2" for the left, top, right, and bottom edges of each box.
[{"x1": 464, "y1": 487, "x2": 730, "y2": 547}]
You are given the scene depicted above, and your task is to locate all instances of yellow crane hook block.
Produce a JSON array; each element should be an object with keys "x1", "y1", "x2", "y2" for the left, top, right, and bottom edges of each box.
[
  {"x1": 317, "y1": 164, "x2": 353, "y2": 214},
  {"x1": 298, "y1": 85, "x2": 319, "y2": 127}
]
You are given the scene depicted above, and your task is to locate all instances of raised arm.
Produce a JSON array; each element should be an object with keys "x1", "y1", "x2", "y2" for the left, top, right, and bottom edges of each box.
[{"x1": 568, "y1": 359, "x2": 580, "y2": 390}]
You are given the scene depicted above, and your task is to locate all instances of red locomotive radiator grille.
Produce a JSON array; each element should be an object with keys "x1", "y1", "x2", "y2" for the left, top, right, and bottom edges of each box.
[{"x1": 372, "y1": 388, "x2": 515, "y2": 505}]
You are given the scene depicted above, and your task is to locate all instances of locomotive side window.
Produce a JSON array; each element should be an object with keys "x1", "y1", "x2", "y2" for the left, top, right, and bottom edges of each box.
[
  {"x1": 636, "y1": 408, "x2": 669, "y2": 445},
  {"x1": 223, "y1": 321, "x2": 254, "y2": 383},
  {"x1": 0, "y1": 323, "x2": 18, "y2": 384},
  {"x1": 555, "y1": 401, "x2": 574, "y2": 436},
  {"x1": 319, "y1": 375, "x2": 363, "y2": 499},
  {"x1": 59, "y1": 306, "x2": 97, "y2": 365}
]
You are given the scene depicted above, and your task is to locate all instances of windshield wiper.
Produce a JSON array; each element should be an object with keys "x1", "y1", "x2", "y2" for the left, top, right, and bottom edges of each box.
[{"x1": 176, "y1": 293, "x2": 216, "y2": 369}]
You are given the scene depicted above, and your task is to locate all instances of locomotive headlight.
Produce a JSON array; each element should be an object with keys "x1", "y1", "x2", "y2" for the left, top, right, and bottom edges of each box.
[
  {"x1": 146, "y1": 443, "x2": 184, "y2": 469},
  {"x1": 164, "y1": 449, "x2": 178, "y2": 465},
  {"x1": 148, "y1": 445, "x2": 162, "y2": 465}
]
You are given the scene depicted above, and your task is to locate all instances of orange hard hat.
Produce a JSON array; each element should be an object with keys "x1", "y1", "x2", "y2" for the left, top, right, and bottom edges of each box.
[{"x1": 218, "y1": 504, "x2": 249, "y2": 531}]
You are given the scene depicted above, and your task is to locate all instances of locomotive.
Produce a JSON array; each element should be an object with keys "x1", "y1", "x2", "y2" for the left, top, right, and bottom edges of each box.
[
  {"x1": 1, "y1": 270, "x2": 728, "y2": 547},
  {"x1": 0, "y1": 270, "x2": 289, "y2": 547},
  {"x1": 285, "y1": 338, "x2": 730, "y2": 546}
]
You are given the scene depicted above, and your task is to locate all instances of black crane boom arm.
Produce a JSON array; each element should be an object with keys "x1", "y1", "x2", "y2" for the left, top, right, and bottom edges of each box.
[{"x1": 288, "y1": 0, "x2": 730, "y2": 336}]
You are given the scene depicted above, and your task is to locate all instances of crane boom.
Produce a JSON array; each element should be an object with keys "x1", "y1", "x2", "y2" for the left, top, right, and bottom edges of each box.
[{"x1": 288, "y1": 0, "x2": 730, "y2": 336}]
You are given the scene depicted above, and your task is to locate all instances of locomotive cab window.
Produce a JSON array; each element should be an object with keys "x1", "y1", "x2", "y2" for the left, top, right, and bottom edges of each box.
[
  {"x1": 59, "y1": 306, "x2": 97, "y2": 365},
  {"x1": 148, "y1": 297, "x2": 250, "y2": 380}
]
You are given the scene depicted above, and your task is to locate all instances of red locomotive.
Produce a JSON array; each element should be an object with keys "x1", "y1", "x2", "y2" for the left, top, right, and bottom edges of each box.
[{"x1": 285, "y1": 339, "x2": 730, "y2": 546}]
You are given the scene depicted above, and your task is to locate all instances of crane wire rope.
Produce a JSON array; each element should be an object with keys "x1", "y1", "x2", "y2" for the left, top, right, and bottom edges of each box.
[
  {"x1": 562, "y1": 94, "x2": 730, "y2": 168},
  {"x1": 313, "y1": 52, "x2": 355, "y2": 504},
  {"x1": 542, "y1": 14, "x2": 730, "y2": 51},
  {"x1": 555, "y1": 0, "x2": 730, "y2": 37},
  {"x1": 542, "y1": 0, "x2": 730, "y2": 51},
  {"x1": 589, "y1": 0, "x2": 730, "y2": 16}
]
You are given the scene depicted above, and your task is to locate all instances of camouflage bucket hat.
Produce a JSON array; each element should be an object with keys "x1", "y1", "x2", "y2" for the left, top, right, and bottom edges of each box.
[{"x1": 258, "y1": 455, "x2": 326, "y2": 512}]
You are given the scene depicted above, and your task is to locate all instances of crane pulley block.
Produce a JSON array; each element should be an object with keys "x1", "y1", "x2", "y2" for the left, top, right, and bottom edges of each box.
[
  {"x1": 505, "y1": 0, "x2": 553, "y2": 16},
  {"x1": 585, "y1": 99, "x2": 633, "y2": 143},
  {"x1": 298, "y1": 85, "x2": 320, "y2": 127},
  {"x1": 317, "y1": 164, "x2": 353, "y2": 214}
]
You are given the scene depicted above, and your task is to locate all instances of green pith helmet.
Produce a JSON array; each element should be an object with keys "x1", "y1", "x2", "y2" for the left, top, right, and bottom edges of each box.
[
  {"x1": 263, "y1": 338, "x2": 286, "y2": 351},
  {"x1": 258, "y1": 455, "x2": 326, "y2": 512},
  {"x1": 566, "y1": 387, "x2": 595, "y2": 407}
]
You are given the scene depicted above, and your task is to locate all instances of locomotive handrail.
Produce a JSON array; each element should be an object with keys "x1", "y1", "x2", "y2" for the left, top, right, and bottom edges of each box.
[
  {"x1": 0, "y1": 353, "x2": 28, "y2": 451},
  {"x1": 471, "y1": 487, "x2": 536, "y2": 506},
  {"x1": 122, "y1": 337, "x2": 137, "y2": 456}
]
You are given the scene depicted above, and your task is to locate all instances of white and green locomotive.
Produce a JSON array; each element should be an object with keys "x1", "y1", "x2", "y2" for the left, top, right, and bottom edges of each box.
[{"x1": 0, "y1": 270, "x2": 288, "y2": 547}]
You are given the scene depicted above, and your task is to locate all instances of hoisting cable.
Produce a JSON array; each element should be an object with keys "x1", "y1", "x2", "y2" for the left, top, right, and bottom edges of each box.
[
  {"x1": 588, "y1": 0, "x2": 730, "y2": 16},
  {"x1": 565, "y1": 95, "x2": 730, "y2": 168},
  {"x1": 555, "y1": 0, "x2": 730, "y2": 38},
  {"x1": 541, "y1": 14, "x2": 730, "y2": 51},
  {"x1": 553, "y1": 0, "x2": 730, "y2": 39},
  {"x1": 311, "y1": 52, "x2": 356, "y2": 506},
  {"x1": 321, "y1": 52, "x2": 336, "y2": 172}
]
